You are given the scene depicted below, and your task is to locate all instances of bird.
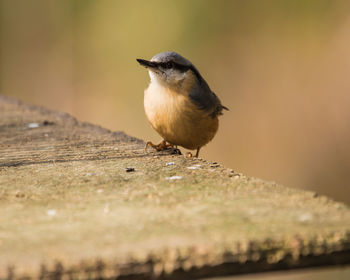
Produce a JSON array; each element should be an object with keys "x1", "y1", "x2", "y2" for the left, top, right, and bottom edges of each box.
[{"x1": 137, "y1": 51, "x2": 228, "y2": 157}]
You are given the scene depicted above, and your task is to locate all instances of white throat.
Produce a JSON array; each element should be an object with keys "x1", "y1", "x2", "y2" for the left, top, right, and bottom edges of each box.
[
  {"x1": 148, "y1": 71, "x2": 160, "y2": 84},
  {"x1": 148, "y1": 70, "x2": 188, "y2": 89}
]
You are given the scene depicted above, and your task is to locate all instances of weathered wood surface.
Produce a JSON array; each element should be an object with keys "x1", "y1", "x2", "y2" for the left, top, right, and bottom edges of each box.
[{"x1": 0, "y1": 95, "x2": 349, "y2": 280}]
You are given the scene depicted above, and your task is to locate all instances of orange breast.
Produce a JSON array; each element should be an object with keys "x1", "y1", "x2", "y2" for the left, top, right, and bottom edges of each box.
[{"x1": 144, "y1": 81, "x2": 218, "y2": 150}]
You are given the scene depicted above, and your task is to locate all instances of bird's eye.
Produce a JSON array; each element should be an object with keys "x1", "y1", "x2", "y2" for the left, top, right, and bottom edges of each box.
[{"x1": 165, "y1": 61, "x2": 173, "y2": 69}]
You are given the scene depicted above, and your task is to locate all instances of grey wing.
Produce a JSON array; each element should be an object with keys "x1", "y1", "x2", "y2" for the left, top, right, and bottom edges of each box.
[{"x1": 189, "y1": 86, "x2": 228, "y2": 118}]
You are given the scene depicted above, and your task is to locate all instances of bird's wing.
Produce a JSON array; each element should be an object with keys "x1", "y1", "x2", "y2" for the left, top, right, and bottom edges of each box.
[{"x1": 189, "y1": 86, "x2": 228, "y2": 118}]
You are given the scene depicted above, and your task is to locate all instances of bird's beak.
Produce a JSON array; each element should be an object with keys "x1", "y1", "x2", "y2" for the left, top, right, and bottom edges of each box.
[{"x1": 137, "y1": 59, "x2": 158, "y2": 70}]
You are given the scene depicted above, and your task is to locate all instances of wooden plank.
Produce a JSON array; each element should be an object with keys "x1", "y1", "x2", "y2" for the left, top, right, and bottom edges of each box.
[{"x1": 0, "y1": 95, "x2": 349, "y2": 279}]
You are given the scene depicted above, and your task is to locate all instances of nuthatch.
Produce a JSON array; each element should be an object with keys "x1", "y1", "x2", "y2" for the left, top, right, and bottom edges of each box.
[{"x1": 137, "y1": 51, "x2": 228, "y2": 157}]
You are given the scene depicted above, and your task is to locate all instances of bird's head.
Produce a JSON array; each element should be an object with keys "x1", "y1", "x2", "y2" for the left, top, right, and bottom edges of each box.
[{"x1": 137, "y1": 52, "x2": 201, "y2": 90}]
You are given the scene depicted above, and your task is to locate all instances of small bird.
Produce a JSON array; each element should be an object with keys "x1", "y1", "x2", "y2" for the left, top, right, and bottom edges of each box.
[{"x1": 137, "y1": 52, "x2": 228, "y2": 157}]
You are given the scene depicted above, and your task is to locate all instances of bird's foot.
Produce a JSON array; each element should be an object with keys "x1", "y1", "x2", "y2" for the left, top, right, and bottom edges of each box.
[
  {"x1": 186, "y1": 147, "x2": 201, "y2": 158},
  {"x1": 145, "y1": 140, "x2": 172, "y2": 151},
  {"x1": 145, "y1": 140, "x2": 182, "y2": 155}
]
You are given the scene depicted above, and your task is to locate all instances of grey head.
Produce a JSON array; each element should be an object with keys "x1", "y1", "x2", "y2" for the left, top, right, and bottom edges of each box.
[
  {"x1": 137, "y1": 51, "x2": 228, "y2": 117},
  {"x1": 136, "y1": 51, "x2": 203, "y2": 87}
]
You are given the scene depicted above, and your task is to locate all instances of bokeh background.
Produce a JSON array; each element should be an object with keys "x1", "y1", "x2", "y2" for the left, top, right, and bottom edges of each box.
[
  {"x1": 1, "y1": 1, "x2": 350, "y2": 279},
  {"x1": 1, "y1": 1, "x2": 349, "y2": 203}
]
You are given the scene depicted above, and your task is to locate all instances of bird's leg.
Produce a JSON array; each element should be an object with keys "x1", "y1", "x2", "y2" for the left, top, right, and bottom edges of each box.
[
  {"x1": 145, "y1": 140, "x2": 174, "y2": 151},
  {"x1": 145, "y1": 140, "x2": 182, "y2": 155},
  {"x1": 195, "y1": 147, "x2": 201, "y2": 158},
  {"x1": 186, "y1": 148, "x2": 200, "y2": 158}
]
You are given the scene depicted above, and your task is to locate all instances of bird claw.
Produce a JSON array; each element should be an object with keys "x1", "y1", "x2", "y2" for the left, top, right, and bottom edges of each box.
[
  {"x1": 145, "y1": 140, "x2": 182, "y2": 155},
  {"x1": 187, "y1": 147, "x2": 200, "y2": 158},
  {"x1": 145, "y1": 140, "x2": 171, "y2": 151}
]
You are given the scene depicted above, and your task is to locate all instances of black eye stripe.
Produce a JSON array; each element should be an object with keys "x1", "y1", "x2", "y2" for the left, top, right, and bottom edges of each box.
[
  {"x1": 166, "y1": 61, "x2": 173, "y2": 68},
  {"x1": 176, "y1": 63, "x2": 190, "y2": 71},
  {"x1": 158, "y1": 61, "x2": 190, "y2": 72},
  {"x1": 160, "y1": 62, "x2": 173, "y2": 69}
]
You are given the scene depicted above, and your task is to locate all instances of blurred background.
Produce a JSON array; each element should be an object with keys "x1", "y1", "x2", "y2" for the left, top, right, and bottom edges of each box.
[
  {"x1": 1, "y1": 1, "x2": 350, "y2": 279},
  {"x1": 1, "y1": 0, "x2": 349, "y2": 205}
]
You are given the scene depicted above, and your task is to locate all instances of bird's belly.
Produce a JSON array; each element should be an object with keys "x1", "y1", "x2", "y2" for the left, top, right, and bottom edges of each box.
[{"x1": 144, "y1": 86, "x2": 218, "y2": 150}]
